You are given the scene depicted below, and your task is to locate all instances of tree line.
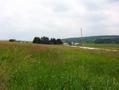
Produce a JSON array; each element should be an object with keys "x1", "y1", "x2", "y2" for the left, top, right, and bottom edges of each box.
[
  {"x1": 33, "y1": 36, "x2": 63, "y2": 44},
  {"x1": 95, "y1": 38, "x2": 119, "y2": 44}
]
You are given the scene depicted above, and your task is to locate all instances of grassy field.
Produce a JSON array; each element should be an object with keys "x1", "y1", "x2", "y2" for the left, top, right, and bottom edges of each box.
[
  {"x1": 0, "y1": 42, "x2": 119, "y2": 90},
  {"x1": 83, "y1": 44, "x2": 119, "y2": 50}
]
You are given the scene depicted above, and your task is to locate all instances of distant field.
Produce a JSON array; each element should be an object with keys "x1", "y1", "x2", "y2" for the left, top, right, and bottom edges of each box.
[
  {"x1": 0, "y1": 42, "x2": 119, "y2": 90},
  {"x1": 83, "y1": 44, "x2": 119, "y2": 50}
]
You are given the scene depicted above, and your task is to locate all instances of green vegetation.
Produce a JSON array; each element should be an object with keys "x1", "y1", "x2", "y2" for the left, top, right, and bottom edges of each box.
[
  {"x1": 63, "y1": 35, "x2": 119, "y2": 44},
  {"x1": 33, "y1": 36, "x2": 63, "y2": 44},
  {"x1": 84, "y1": 44, "x2": 119, "y2": 50},
  {"x1": 0, "y1": 42, "x2": 119, "y2": 90}
]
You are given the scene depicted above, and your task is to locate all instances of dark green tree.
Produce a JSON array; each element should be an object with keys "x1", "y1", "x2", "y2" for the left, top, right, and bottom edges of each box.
[
  {"x1": 33, "y1": 37, "x2": 40, "y2": 44},
  {"x1": 9, "y1": 39, "x2": 16, "y2": 42},
  {"x1": 56, "y1": 39, "x2": 63, "y2": 44},
  {"x1": 41, "y1": 36, "x2": 49, "y2": 44}
]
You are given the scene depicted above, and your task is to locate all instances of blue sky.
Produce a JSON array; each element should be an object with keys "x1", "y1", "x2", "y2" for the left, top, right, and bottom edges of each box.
[{"x1": 0, "y1": 0, "x2": 119, "y2": 40}]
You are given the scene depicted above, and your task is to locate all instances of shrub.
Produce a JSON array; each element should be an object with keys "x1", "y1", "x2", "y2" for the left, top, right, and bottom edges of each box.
[{"x1": 9, "y1": 39, "x2": 16, "y2": 42}]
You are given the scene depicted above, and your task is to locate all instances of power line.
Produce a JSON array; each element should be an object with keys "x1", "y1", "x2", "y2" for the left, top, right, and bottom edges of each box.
[{"x1": 80, "y1": 28, "x2": 83, "y2": 46}]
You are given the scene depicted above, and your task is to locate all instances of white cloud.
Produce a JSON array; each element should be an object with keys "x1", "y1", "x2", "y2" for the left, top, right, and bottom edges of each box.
[{"x1": 0, "y1": 0, "x2": 119, "y2": 40}]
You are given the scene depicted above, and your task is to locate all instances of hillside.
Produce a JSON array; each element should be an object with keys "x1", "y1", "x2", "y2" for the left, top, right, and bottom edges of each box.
[{"x1": 62, "y1": 35, "x2": 119, "y2": 44}]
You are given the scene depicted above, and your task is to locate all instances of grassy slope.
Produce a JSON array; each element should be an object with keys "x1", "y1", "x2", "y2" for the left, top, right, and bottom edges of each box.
[
  {"x1": 62, "y1": 35, "x2": 119, "y2": 43},
  {"x1": 83, "y1": 44, "x2": 119, "y2": 50},
  {"x1": 0, "y1": 42, "x2": 119, "y2": 90}
]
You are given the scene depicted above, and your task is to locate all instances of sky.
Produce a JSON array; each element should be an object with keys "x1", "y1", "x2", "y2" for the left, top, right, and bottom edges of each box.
[{"x1": 0, "y1": 0, "x2": 119, "y2": 40}]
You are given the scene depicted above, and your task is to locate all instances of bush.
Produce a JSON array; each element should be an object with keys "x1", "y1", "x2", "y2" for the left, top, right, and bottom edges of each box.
[
  {"x1": 9, "y1": 39, "x2": 16, "y2": 42},
  {"x1": 33, "y1": 37, "x2": 40, "y2": 44},
  {"x1": 33, "y1": 36, "x2": 63, "y2": 45}
]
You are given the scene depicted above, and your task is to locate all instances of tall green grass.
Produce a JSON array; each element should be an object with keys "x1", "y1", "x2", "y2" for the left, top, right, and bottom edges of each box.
[{"x1": 0, "y1": 44, "x2": 119, "y2": 90}]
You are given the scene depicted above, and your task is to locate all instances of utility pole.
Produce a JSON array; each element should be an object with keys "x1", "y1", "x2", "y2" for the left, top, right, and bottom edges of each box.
[{"x1": 80, "y1": 28, "x2": 83, "y2": 46}]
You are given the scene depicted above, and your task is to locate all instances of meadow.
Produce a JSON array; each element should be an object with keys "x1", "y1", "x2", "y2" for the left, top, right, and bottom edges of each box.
[
  {"x1": 84, "y1": 44, "x2": 119, "y2": 50},
  {"x1": 0, "y1": 42, "x2": 119, "y2": 90}
]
